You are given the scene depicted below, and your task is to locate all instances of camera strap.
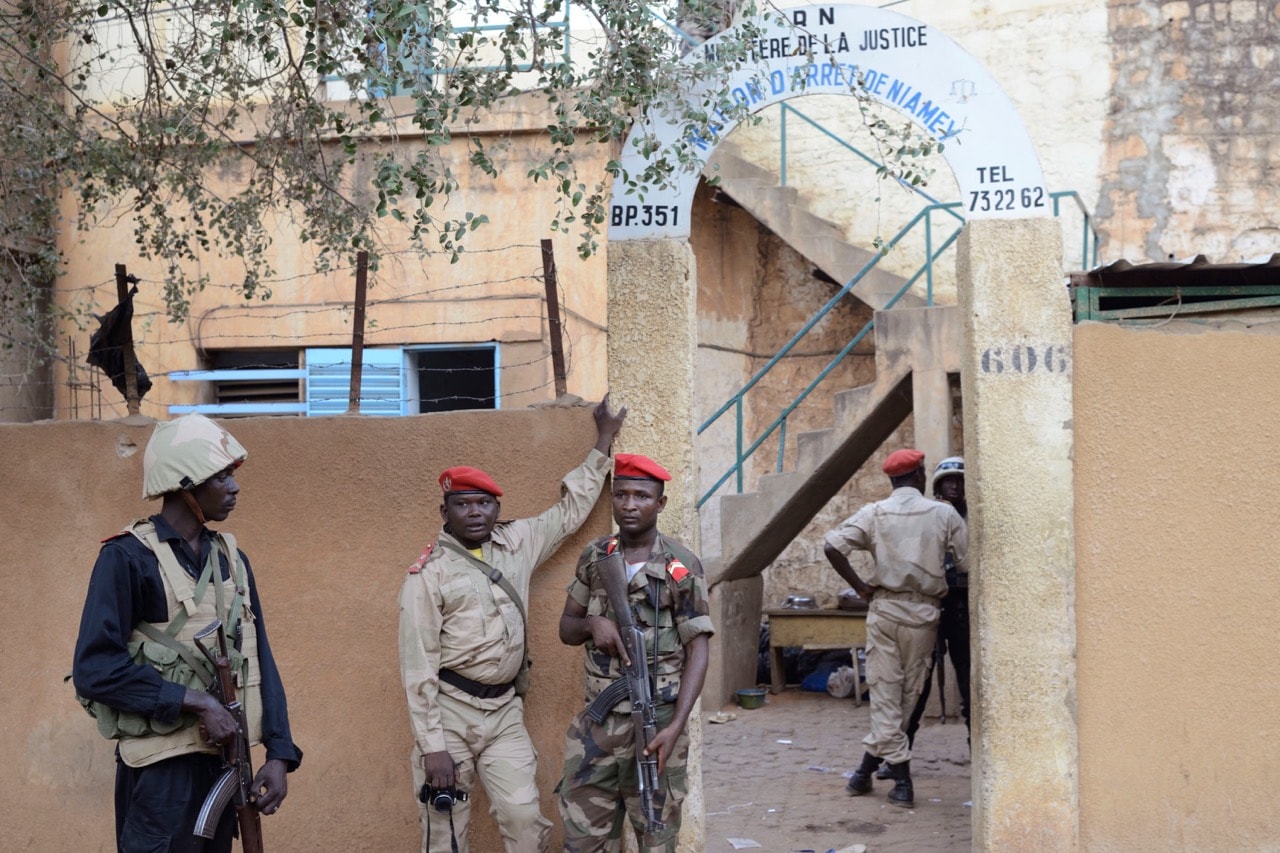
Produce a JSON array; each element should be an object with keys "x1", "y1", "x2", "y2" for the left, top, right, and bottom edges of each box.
[{"x1": 424, "y1": 802, "x2": 461, "y2": 853}]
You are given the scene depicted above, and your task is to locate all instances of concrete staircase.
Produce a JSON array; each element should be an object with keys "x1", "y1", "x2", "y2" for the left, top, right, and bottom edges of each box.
[
  {"x1": 700, "y1": 304, "x2": 961, "y2": 706},
  {"x1": 704, "y1": 140, "x2": 923, "y2": 312}
]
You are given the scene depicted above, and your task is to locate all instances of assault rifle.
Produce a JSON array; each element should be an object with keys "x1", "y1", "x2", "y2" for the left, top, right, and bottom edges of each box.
[
  {"x1": 192, "y1": 619, "x2": 264, "y2": 853},
  {"x1": 585, "y1": 549, "x2": 664, "y2": 839}
]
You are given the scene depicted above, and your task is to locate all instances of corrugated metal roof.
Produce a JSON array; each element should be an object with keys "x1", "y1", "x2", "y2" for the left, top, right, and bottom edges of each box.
[
  {"x1": 1070, "y1": 255, "x2": 1280, "y2": 322},
  {"x1": 1071, "y1": 254, "x2": 1280, "y2": 289}
]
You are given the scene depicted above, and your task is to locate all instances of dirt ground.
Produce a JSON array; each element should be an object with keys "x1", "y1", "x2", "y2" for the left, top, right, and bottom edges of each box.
[{"x1": 703, "y1": 690, "x2": 972, "y2": 853}]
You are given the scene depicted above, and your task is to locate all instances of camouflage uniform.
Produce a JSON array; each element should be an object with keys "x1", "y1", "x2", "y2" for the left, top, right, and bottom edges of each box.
[
  {"x1": 399, "y1": 449, "x2": 612, "y2": 853},
  {"x1": 558, "y1": 533, "x2": 715, "y2": 853}
]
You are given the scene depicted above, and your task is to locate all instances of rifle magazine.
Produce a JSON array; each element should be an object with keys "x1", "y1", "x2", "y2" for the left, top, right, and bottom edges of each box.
[{"x1": 194, "y1": 767, "x2": 239, "y2": 839}]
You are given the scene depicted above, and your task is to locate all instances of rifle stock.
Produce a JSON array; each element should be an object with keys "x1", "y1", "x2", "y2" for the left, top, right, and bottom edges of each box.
[
  {"x1": 597, "y1": 551, "x2": 665, "y2": 839},
  {"x1": 193, "y1": 619, "x2": 264, "y2": 853}
]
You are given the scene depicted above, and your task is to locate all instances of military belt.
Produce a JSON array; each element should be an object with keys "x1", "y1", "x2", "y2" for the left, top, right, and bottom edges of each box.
[
  {"x1": 875, "y1": 588, "x2": 940, "y2": 605},
  {"x1": 439, "y1": 667, "x2": 514, "y2": 700}
]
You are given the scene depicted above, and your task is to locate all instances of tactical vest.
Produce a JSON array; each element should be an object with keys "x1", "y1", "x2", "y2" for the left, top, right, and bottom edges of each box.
[{"x1": 79, "y1": 520, "x2": 263, "y2": 768}]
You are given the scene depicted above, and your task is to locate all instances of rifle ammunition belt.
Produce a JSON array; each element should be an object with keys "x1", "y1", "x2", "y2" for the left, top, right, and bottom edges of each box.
[{"x1": 439, "y1": 667, "x2": 514, "y2": 700}]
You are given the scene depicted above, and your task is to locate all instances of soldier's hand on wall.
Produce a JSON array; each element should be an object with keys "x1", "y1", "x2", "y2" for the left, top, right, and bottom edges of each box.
[{"x1": 593, "y1": 393, "x2": 628, "y2": 454}]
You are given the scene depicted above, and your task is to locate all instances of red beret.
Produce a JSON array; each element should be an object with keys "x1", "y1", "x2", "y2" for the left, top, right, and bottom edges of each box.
[
  {"x1": 439, "y1": 466, "x2": 503, "y2": 497},
  {"x1": 882, "y1": 449, "x2": 925, "y2": 477},
  {"x1": 614, "y1": 453, "x2": 672, "y2": 482}
]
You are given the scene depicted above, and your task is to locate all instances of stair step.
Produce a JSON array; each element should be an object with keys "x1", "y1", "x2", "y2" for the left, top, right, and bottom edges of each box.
[
  {"x1": 795, "y1": 427, "x2": 835, "y2": 473},
  {"x1": 754, "y1": 470, "x2": 805, "y2": 516},
  {"x1": 704, "y1": 145, "x2": 913, "y2": 313}
]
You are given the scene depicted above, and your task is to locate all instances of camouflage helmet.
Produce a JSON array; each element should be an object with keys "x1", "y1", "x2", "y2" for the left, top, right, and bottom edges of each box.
[{"x1": 142, "y1": 414, "x2": 247, "y2": 500}]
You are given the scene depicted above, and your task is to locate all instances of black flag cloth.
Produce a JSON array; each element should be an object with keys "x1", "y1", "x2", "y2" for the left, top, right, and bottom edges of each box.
[{"x1": 86, "y1": 284, "x2": 152, "y2": 400}]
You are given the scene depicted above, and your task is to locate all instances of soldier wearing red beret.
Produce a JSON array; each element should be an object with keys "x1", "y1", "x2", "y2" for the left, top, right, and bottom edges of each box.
[
  {"x1": 556, "y1": 453, "x2": 715, "y2": 851},
  {"x1": 822, "y1": 448, "x2": 968, "y2": 809},
  {"x1": 398, "y1": 397, "x2": 626, "y2": 853}
]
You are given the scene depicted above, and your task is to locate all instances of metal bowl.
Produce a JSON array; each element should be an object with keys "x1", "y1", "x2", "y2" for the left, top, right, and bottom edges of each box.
[{"x1": 736, "y1": 688, "x2": 767, "y2": 710}]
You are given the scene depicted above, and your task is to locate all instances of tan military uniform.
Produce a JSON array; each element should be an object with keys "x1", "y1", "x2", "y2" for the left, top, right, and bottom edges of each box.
[
  {"x1": 824, "y1": 486, "x2": 967, "y2": 764},
  {"x1": 399, "y1": 449, "x2": 611, "y2": 853}
]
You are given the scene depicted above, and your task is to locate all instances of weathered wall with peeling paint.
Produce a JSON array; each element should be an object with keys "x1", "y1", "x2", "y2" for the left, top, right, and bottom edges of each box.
[
  {"x1": 691, "y1": 187, "x2": 917, "y2": 613},
  {"x1": 1098, "y1": 0, "x2": 1280, "y2": 261}
]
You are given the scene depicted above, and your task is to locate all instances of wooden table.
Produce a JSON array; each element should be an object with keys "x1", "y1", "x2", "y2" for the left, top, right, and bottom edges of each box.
[{"x1": 765, "y1": 608, "x2": 868, "y2": 702}]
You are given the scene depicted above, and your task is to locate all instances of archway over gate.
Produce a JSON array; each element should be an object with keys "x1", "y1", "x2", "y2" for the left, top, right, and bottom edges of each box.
[{"x1": 604, "y1": 5, "x2": 1077, "y2": 851}]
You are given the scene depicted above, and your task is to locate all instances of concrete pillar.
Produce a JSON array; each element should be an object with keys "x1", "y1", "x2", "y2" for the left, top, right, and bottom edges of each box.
[
  {"x1": 912, "y1": 365, "x2": 953, "y2": 473},
  {"x1": 606, "y1": 238, "x2": 704, "y2": 853},
  {"x1": 607, "y1": 239, "x2": 699, "y2": 542},
  {"x1": 705, "y1": 576, "x2": 764, "y2": 709},
  {"x1": 958, "y1": 218, "x2": 1078, "y2": 851}
]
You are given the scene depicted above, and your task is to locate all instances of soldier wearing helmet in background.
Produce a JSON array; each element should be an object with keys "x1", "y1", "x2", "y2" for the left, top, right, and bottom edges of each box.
[
  {"x1": 823, "y1": 449, "x2": 967, "y2": 809},
  {"x1": 72, "y1": 414, "x2": 302, "y2": 852},
  {"x1": 878, "y1": 456, "x2": 972, "y2": 780}
]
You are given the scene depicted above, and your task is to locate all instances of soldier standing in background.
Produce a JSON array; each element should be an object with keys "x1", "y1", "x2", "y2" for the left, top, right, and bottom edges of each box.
[
  {"x1": 880, "y1": 455, "x2": 972, "y2": 780},
  {"x1": 823, "y1": 449, "x2": 967, "y2": 809}
]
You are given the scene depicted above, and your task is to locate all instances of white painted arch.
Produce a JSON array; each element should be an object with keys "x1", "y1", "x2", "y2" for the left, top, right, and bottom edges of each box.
[{"x1": 608, "y1": 3, "x2": 1050, "y2": 242}]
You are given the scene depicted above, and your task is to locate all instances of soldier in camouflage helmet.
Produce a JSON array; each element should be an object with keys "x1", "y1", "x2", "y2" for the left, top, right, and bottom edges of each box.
[
  {"x1": 72, "y1": 414, "x2": 302, "y2": 852},
  {"x1": 556, "y1": 454, "x2": 714, "y2": 852}
]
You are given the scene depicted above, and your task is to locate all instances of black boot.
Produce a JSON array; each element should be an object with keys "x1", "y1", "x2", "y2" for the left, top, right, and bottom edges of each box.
[
  {"x1": 886, "y1": 760, "x2": 914, "y2": 808},
  {"x1": 846, "y1": 752, "x2": 882, "y2": 796}
]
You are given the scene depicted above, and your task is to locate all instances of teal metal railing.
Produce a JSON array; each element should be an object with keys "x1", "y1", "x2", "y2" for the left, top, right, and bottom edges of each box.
[
  {"x1": 697, "y1": 190, "x2": 1099, "y2": 508},
  {"x1": 780, "y1": 102, "x2": 943, "y2": 206}
]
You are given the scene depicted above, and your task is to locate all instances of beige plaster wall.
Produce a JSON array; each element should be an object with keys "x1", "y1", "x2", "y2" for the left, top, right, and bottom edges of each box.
[
  {"x1": 51, "y1": 95, "x2": 610, "y2": 421},
  {"x1": 1074, "y1": 319, "x2": 1280, "y2": 851},
  {"x1": 2, "y1": 408, "x2": 610, "y2": 851}
]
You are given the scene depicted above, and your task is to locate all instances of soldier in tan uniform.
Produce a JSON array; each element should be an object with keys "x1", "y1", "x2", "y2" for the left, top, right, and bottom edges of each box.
[
  {"x1": 399, "y1": 398, "x2": 626, "y2": 853},
  {"x1": 823, "y1": 448, "x2": 967, "y2": 808}
]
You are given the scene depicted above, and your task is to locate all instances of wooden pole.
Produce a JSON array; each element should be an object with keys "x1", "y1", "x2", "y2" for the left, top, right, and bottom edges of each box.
[
  {"x1": 540, "y1": 239, "x2": 568, "y2": 398},
  {"x1": 346, "y1": 251, "x2": 369, "y2": 414},
  {"x1": 114, "y1": 263, "x2": 141, "y2": 416}
]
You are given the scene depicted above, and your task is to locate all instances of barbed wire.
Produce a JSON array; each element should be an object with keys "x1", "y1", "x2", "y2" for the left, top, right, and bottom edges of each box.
[{"x1": 2, "y1": 238, "x2": 602, "y2": 421}]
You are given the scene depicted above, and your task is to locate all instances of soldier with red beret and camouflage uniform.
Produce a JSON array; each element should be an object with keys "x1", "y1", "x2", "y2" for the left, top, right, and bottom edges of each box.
[
  {"x1": 557, "y1": 453, "x2": 714, "y2": 852},
  {"x1": 823, "y1": 448, "x2": 968, "y2": 809},
  {"x1": 72, "y1": 413, "x2": 302, "y2": 852},
  {"x1": 398, "y1": 397, "x2": 626, "y2": 853}
]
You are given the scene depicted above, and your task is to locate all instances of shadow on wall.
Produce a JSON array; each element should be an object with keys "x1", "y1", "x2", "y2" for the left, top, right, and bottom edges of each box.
[{"x1": 5, "y1": 409, "x2": 611, "y2": 852}]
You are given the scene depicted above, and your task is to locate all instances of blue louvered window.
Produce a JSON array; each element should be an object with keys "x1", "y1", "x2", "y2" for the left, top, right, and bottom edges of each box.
[{"x1": 304, "y1": 348, "x2": 406, "y2": 417}]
